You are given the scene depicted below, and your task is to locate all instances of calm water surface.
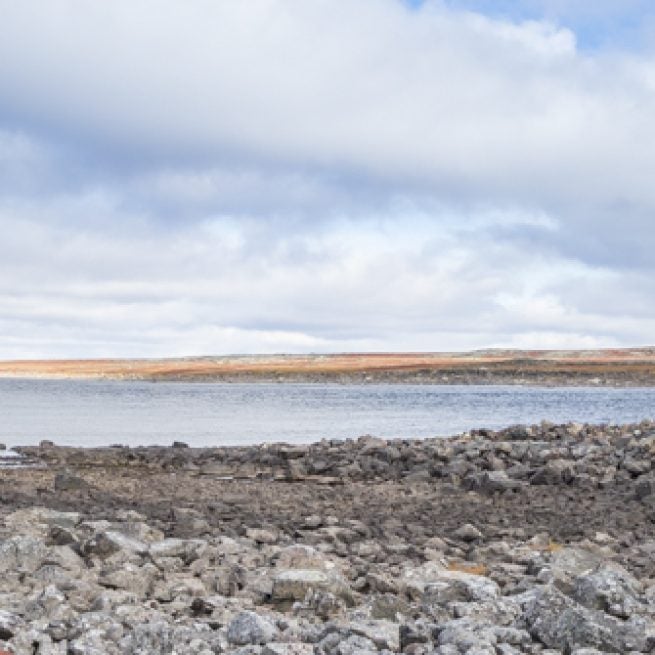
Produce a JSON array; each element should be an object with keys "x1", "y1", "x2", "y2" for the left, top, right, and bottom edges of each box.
[{"x1": 1, "y1": 379, "x2": 654, "y2": 448}]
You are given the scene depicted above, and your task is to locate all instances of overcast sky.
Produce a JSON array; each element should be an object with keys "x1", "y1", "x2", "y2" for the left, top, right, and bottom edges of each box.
[{"x1": 1, "y1": 0, "x2": 655, "y2": 358}]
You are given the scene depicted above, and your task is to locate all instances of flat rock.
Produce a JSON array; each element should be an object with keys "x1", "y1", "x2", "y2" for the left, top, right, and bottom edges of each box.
[
  {"x1": 423, "y1": 570, "x2": 500, "y2": 606},
  {"x1": 0, "y1": 536, "x2": 49, "y2": 574},
  {"x1": 84, "y1": 530, "x2": 149, "y2": 560},
  {"x1": 272, "y1": 569, "x2": 331, "y2": 601},
  {"x1": 263, "y1": 644, "x2": 313, "y2": 655},
  {"x1": 54, "y1": 470, "x2": 90, "y2": 491}
]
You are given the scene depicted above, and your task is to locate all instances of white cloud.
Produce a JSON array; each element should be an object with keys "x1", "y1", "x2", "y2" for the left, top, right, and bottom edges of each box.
[
  {"x1": 0, "y1": 1, "x2": 652, "y2": 203},
  {"x1": 0, "y1": 194, "x2": 652, "y2": 357},
  {"x1": 0, "y1": 1, "x2": 654, "y2": 355}
]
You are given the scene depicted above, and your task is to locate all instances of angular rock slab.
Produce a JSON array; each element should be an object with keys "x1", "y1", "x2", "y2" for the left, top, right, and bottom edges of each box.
[{"x1": 524, "y1": 585, "x2": 655, "y2": 652}]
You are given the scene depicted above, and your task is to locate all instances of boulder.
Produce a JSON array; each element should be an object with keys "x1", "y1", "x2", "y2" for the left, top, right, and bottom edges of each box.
[
  {"x1": 263, "y1": 644, "x2": 313, "y2": 655},
  {"x1": 436, "y1": 617, "x2": 498, "y2": 652},
  {"x1": 149, "y1": 538, "x2": 207, "y2": 563},
  {"x1": 572, "y1": 562, "x2": 643, "y2": 618},
  {"x1": 0, "y1": 536, "x2": 49, "y2": 573},
  {"x1": 83, "y1": 531, "x2": 149, "y2": 560},
  {"x1": 54, "y1": 470, "x2": 90, "y2": 491},
  {"x1": 349, "y1": 619, "x2": 400, "y2": 650},
  {"x1": 423, "y1": 570, "x2": 500, "y2": 606},
  {"x1": 463, "y1": 471, "x2": 525, "y2": 494},
  {"x1": 523, "y1": 585, "x2": 655, "y2": 652},
  {"x1": 227, "y1": 611, "x2": 278, "y2": 645},
  {"x1": 98, "y1": 563, "x2": 158, "y2": 598},
  {"x1": 635, "y1": 474, "x2": 655, "y2": 500},
  {"x1": 0, "y1": 610, "x2": 22, "y2": 641},
  {"x1": 328, "y1": 634, "x2": 377, "y2": 655},
  {"x1": 530, "y1": 459, "x2": 575, "y2": 485},
  {"x1": 453, "y1": 523, "x2": 483, "y2": 542},
  {"x1": 246, "y1": 527, "x2": 279, "y2": 544},
  {"x1": 548, "y1": 547, "x2": 605, "y2": 594},
  {"x1": 272, "y1": 569, "x2": 351, "y2": 603},
  {"x1": 273, "y1": 544, "x2": 335, "y2": 572},
  {"x1": 4, "y1": 508, "x2": 81, "y2": 539}
]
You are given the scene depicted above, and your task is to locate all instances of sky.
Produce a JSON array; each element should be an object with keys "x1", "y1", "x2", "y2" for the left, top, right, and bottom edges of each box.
[{"x1": 1, "y1": 0, "x2": 655, "y2": 358}]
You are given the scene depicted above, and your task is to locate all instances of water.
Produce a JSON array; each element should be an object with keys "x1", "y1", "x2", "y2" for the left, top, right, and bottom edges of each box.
[{"x1": 1, "y1": 378, "x2": 654, "y2": 448}]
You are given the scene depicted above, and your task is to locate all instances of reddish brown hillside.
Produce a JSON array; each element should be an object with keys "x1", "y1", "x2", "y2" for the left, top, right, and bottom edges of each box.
[{"x1": 1, "y1": 349, "x2": 655, "y2": 384}]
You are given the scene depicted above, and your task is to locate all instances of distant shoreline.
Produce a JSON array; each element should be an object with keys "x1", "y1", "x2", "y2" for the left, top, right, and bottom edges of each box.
[{"x1": 2, "y1": 348, "x2": 655, "y2": 386}]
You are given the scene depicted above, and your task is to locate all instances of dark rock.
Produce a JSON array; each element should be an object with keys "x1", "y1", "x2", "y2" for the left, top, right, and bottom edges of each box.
[
  {"x1": 0, "y1": 610, "x2": 22, "y2": 640},
  {"x1": 530, "y1": 459, "x2": 575, "y2": 485},
  {"x1": 453, "y1": 524, "x2": 483, "y2": 542},
  {"x1": 463, "y1": 470, "x2": 525, "y2": 494},
  {"x1": 504, "y1": 425, "x2": 530, "y2": 440},
  {"x1": 634, "y1": 474, "x2": 655, "y2": 500},
  {"x1": 400, "y1": 622, "x2": 432, "y2": 649},
  {"x1": 54, "y1": 470, "x2": 90, "y2": 492}
]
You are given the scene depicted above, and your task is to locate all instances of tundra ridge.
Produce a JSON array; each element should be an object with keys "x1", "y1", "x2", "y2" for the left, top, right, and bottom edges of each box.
[{"x1": 2, "y1": 347, "x2": 655, "y2": 385}]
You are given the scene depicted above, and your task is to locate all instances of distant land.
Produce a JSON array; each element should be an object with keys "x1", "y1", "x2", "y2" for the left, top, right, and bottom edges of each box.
[{"x1": 2, "y1": 348, "x2": 655, "y2": 385}]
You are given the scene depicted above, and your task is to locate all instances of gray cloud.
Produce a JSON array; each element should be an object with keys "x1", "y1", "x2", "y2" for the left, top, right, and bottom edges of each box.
[{"x1": 0, "y1": 0, "x2": 653, "y2": 356}]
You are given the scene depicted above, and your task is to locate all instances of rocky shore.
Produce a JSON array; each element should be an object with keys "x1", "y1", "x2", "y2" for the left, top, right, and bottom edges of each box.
[{"x1": 3, "y1": 421, "x2": 655, "y2": 653}]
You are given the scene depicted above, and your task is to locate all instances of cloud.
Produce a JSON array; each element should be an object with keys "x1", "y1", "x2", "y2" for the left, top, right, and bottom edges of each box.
[
  {"x1": 0, "y1": 0, "x2": 654, "y2": 356},
  {"x1": 0, "y1": 196, "x2": 648, "y2": 357},
  {"x1": 442, "y1": 0, "x2": 655, "y2": 49},
  {"x1": 1, "y1": 2, "x2": 653, "y2": 214}
]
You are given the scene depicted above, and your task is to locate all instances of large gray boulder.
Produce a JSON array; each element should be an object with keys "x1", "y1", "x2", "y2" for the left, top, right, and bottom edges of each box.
[
  {"x1": 436, "y1": 617, "x2": 498, "y2": 652},
  {"x1": 325, "y1": 633, "x2": 377, "y2": 655},
  {"x1": 83, "y1": 530, "x2": 149, "y2": 560},
  {"x1": 0, "y1": 535, "x2": 49, "y2": 573},
  {"x1": 0, "y1": 610, "x2": 23, "y2": 641},
  {"x1": 348, "y1": 619, "x2": 400, "y2": 650},
  {"x1": 530, "y1": 459, "x2": 575, "y2": 485},
  {"x1": 148, "y1": 538, "x2": 207, "y2": 563},
  {"x1": 463, "y1": 470, "x2": 525, "y2": 494},
  {"x1": 548, "y1": 547, "x2": 606, "y2": 594},
  {"x1": 98, "y1": 562, "x2": 158, "y2": 598},
  {"x1": 272, "y1": 569, "x2": 352, "y2": 605},
  {"x1": 573, "y1": 562, "x2": 644, "y2": 618},
  {"x1": 423, "y1": 570, "x2": 500, "y2": 606},
  {"x1": 54, "y1": 469, "x2": 90, "y2": 491},
  {"x1": 227, "y1": 611, "x2": 278, "y2": 645},
  {"x1": 119, "y1": 620, "x2": 221, "y2": 654},
  {"x1": 523, "y1": 585, "x2": 655, "y2": 652},
  {"x1": 4, "y1": 507, "x2": 81, "y2": 538}
]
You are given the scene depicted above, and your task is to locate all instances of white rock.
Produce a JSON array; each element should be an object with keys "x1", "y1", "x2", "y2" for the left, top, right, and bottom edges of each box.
[
  {"x1": 0, "y1": 535, "x2": 49, "y2": 573},
  {"x1": 263, "y1": 643, "x2": 314, "y2": 655},
  {"x1": 149, "y1": 538, "x2": 207, "y2": 563},
  {"x1": 84, "y1": 530, "x2": 149, "y2": 560},
  {"x1": 227, "y1": 611, "x2": 278, "y2": 645}
]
